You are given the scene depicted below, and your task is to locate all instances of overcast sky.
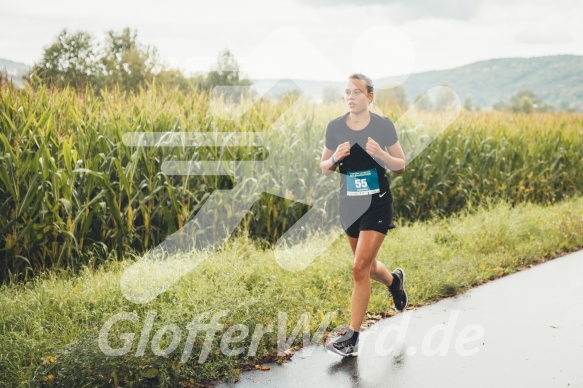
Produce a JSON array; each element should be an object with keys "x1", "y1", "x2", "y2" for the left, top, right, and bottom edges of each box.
[{"x1": 1, "y1": 0, "x2": 582, "y2": 82}]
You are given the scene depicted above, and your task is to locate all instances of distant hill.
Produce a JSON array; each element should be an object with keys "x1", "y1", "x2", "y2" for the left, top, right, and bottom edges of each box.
[
  {"x1": 392, "y1": 54, "x2": 583, "y2": 111},
  {"x1": 3, "y1": 55, "x2": 583, "y2": 110},
  {"x1": 253, "y1": 55, "x2": 583, "y2": 111},
  {"x1": 0, "y1": 58, "x2": 30, "y2": 88}
]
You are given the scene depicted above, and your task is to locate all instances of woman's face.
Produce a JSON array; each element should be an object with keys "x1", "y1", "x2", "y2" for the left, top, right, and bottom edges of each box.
[{"x1": 344, "y1": 79, "x2": 372, "y2": 114}]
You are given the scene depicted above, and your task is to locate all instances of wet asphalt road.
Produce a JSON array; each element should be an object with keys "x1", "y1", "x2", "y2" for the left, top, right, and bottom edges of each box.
[{"x1": 218, "y1": 249, "x2": 583, "y2": 388}]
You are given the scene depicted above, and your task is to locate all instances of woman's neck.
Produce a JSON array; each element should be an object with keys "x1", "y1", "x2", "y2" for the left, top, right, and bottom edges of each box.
[{"x1": 348, "y1": 110, "x2": 371, "y2": 122}]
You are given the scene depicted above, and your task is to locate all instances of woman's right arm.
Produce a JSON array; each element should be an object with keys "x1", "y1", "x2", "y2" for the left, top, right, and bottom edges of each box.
[
  {"x1": 321, "y1": 142, "x2": 350, "y2": 176},
  {"x1": 320, "y1": 147, "x2": 337, "y2": 176}
]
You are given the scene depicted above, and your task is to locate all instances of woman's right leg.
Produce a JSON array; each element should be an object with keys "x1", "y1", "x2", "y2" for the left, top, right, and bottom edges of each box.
[{"x1": 347, "y1": 235, "x2": 394, "y2": 288}]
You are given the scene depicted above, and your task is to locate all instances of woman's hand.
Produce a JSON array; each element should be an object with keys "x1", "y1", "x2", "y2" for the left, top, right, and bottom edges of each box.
[
  {"x1": 334, "y1": 141, "x2": 351, "y2": 162},
  {"x1": 365, "y1": 137, "x2": 384, "y2": 159}
]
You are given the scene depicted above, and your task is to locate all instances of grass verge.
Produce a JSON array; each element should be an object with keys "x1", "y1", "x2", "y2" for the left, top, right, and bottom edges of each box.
[{"x1": 1, "y1": 196, "x2": 582, "y2": 387}]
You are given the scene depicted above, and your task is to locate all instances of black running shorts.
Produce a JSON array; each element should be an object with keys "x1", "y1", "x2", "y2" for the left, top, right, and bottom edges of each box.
[{"x1": 339, "y1": 189, "x2": 396, "y2": 238}]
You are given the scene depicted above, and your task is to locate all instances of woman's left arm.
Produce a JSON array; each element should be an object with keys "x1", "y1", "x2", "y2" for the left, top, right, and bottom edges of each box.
[
  {"x1": 366, "y1": 137, "x2": 406, "y2": 173},
  {"x1": 383, "y1": 140, "x2": 406, "y2": 174},
  {"x1": 366, "y1": 137, "x2": 406, "y2": 174}
]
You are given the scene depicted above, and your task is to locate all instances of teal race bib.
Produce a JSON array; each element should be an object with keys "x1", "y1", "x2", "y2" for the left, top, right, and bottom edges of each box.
[{"x1": 346, "y1": 169, "x2": 380, "y2": 196}]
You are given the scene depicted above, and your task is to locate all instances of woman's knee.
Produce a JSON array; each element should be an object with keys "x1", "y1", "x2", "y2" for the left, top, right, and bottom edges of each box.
[{"x1": 352, "y1": 257, "x2": 373, "y2": 281}]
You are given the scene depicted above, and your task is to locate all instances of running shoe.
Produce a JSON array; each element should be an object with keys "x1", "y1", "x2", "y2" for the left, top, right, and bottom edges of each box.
[
  {"x1": 388, "y1": 268, "x2": 408, "y2": 311},
  {"x1": 325, "y1": 330, "x2": 359, "y2": 357}
]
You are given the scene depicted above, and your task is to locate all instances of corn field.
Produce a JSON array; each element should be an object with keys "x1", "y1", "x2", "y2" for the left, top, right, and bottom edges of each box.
[{"x1": 1, "y1": 82, "x2": 582, "y2": 282}]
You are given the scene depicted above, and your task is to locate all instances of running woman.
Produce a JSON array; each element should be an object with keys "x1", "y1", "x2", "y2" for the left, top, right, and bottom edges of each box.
[{"x1": 322, "y1": 73, "x2": 408, "y2": 357}]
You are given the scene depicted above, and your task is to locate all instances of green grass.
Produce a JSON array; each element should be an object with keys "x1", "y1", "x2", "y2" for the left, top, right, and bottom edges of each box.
[{"x1": 1, "y1": 195, "x2": 583, "y2": 387}]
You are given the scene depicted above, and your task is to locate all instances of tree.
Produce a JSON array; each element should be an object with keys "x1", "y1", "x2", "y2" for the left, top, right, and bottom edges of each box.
[
  {"x1": 375, "y1": 84, "x2": 408, "y2": 111},
  {"x1": 559, "y1": 100, "x2": 577, "y2": 112},
  {"x1": 30, "y1": 30, "x2": 253, "y2": 96},
  {"x1": 508, "y1": 90, "x2": 553, "y2": 113},
  {"x1": 519, "y1": 96, "x2": 534, "y2": 114},
  {"x1": 434, "y1": 83, "x2": 457, "y2": 111},
  {"x1": 205, "y1": 49, "x2": 252, "y2": 102},
  {"x1": 31, "y1": 29, "x2": 100, "y2": 89},
  {"x1": 153, "y1": 68, "x2": 202, "y2": 93},
  {"x1": 279, "y1": 89, "x2": 303, "y2": 102},
  {"x1": 492, "y1": 100, "x2": 506, "y2": 111},
  {"x1": 322, "y1": 86, "x2": 341, "y2": 103},
  {"x1": 493, "y1": 90, "x2": 554, "y2": 113},
  {"x1": 31, "y1": 27, "x2": 162, "y2": 92},
  {"x1": 100, "y1": 27, "x2": 159, "y2": 92},
  {"x1": 414, "y1": 94, "x2": 434, "y2": 111}
]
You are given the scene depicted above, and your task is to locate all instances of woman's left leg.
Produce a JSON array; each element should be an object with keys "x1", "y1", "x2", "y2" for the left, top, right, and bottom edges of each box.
[
  {"x1": 349, "y1": 230, "x2": 386, "y2": 332},
  {"x1": 347, "y1": 235, "x2": 394, "y2": 287}
]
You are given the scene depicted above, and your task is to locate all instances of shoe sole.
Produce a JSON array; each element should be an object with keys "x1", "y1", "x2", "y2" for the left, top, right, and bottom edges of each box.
[
  {"x1": 326, "y1": 349, "x2": 359, "y2": 357},
  {"x1": 395, "y1": 267, "x2": 409, "y2": 311}
]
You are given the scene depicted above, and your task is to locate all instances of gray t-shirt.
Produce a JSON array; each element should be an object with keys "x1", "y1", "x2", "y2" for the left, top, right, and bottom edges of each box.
[{"x1": 325, "y1": 111, "x2": 399, "y2": 199}]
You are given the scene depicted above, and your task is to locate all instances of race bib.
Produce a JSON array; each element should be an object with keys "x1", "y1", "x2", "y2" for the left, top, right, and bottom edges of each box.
[{"x1": 346, "y1": 169, "x2": 380, "y2": 196}]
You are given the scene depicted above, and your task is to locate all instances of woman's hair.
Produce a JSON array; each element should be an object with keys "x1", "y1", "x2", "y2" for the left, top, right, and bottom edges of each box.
[
  {"x1": 348, "y1": 73, "x2": 374, "y2": 107},
  {"x1": 348, "y1": 73, "x2": 374, "y2": 95}
]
